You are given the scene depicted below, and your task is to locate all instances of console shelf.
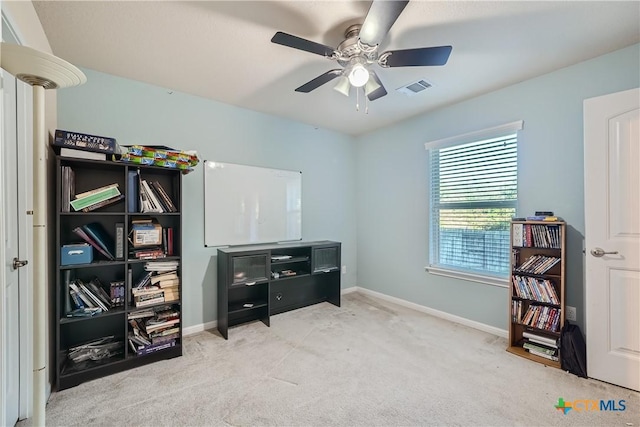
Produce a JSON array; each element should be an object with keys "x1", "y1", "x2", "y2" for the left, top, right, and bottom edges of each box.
[{"x1": 217, "y1": 241, "x2": 341, "y2": 339}]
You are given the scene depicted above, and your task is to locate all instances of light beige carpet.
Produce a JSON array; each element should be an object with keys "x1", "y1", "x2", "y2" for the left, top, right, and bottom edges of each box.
[{"x1": 21, "y1": 292, "x2": 640, "y2": 426}]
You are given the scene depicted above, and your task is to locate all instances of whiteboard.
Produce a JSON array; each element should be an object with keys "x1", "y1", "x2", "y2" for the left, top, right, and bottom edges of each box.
[{"x1": 204, "y1": 161, "x2": 302, "y2": 246}]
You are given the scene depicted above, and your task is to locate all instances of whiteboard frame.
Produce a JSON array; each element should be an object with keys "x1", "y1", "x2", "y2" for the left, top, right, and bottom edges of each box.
[{"x1": 203, "y1": 160, "x2": 302, "y2": 247}]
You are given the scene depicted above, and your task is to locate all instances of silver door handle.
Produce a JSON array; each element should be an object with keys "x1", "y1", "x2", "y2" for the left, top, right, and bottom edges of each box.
[
  {"x1": 12, "y1": 258, "x2": 28, "y2": 269},
  {"x1": 590, "y1": 247, "x2": 619, "y2": 257}
]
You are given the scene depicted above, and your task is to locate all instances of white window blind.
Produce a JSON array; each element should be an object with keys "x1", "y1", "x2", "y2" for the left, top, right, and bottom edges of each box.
[{"x1": 428, "y1": 131, "x2": 518, "y2": 279}]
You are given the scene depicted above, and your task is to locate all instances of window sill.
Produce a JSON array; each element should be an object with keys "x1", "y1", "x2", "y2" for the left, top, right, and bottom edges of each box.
[{"x1": 425, "y1": 266, "x2": 508, "y2": 288}]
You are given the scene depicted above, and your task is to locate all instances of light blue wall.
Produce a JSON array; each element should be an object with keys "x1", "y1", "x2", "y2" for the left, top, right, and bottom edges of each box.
[
  {"x1": 57, "y1": 69, "x2": 357, "y2": 329},
  {"x1": 355, "y1": 43, "x2": 640, "y2": 332},
  {"x1": 57, "y1": 43, "x2": 639, "y2": 334}
]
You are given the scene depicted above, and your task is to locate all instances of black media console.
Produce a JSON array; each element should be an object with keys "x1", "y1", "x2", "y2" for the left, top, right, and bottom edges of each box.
[{"x1": 216, "y1": 241, "x2": 341, "y2": 339}]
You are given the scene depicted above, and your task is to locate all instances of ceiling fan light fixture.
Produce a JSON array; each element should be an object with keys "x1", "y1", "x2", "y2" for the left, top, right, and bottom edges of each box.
[
  {"x1": 333, "y1": 75, "x2": 351, "y2": 97},
  {"x1": 364, "y1": 75, "x2": 381, "y2": 96},
  {"x1": 348, "y1": 63, "x2": 369, "y2": 88}
]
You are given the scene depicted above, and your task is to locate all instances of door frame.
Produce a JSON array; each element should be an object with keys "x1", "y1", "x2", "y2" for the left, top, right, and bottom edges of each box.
[{"x1": 1, "y1": 9, "x2": 34, "y2": 421}]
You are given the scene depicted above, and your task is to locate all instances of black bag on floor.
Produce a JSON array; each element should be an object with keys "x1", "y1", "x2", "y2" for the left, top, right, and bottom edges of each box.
[{"x1": 560, "y1": 320, "x2": 587, "y2": 378}]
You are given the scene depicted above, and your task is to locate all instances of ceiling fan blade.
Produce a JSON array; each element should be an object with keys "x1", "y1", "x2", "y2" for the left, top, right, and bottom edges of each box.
[
  {"x1": 379, "y1": 46, "x2": 453, "y2": 67},
  {"x1": 271, "y1": 32, "x2": 336, "y2": 57},
  {"x1": 359, "y1": 0, "x2": 409, "y2": 48},
  {"x1": 295, "y1": 69, "x2": 342, "y2": 93},
  {"x1": 366, "y1": 71, "x2": 387, "y2": 101}
]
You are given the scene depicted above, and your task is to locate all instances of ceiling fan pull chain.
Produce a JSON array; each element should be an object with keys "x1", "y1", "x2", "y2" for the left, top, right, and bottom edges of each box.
[{"x1": 356, "y1": 88, "x2": 360, "y2": 111}]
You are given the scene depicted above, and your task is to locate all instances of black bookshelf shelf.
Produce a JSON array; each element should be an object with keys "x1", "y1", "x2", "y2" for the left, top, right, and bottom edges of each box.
[{"x1": 55, "y1": 155, "x2": 183, "y2": 390}]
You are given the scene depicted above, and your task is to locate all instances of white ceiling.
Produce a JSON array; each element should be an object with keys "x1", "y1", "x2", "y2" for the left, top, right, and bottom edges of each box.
[{"x1": 33, "y1": 1, "x2": 639, "y2": 136}]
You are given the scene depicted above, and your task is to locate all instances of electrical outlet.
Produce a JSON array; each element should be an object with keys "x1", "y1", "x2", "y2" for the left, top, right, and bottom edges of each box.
[
  {"x1": 566, "y1": 305, "x2": 577, "y2": 321},
  {"x1": 341, "y1": 265, "x2": 347, "y2": 274}
]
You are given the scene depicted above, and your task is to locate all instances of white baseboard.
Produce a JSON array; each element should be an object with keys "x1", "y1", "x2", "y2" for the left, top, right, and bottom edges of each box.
[
  {"x1": 353, "y1": 286, "x2": 508, "y2": 338},
  {"x1": 181, "y1": 286, "x2": 507, "y2": 339},
  {"x1": 183, "y1": 320, "x2": 217, "y2": 336}
]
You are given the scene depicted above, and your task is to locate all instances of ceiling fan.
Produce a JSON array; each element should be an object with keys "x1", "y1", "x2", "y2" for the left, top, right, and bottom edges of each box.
[{"x1": 271, "y1": 0, "x2": 452, "y2": 102}]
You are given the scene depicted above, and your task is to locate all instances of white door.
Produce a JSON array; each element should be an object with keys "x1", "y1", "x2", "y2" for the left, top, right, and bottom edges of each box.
[
  {"x1": 1, "y1": 69, "x2": 22, "y2": 426},
  {"x1": 584, "y1": 87, "x2": 640, "y2": 391}
]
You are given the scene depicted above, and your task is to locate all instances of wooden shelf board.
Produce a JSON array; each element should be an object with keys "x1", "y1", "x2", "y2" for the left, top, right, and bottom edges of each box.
[{"x1": 506, "y1": 345, "x2": 560, "y2": 369}]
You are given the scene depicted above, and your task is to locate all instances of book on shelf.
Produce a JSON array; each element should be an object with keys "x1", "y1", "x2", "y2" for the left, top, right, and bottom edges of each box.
[
  {"x1": 54, "y1": 129, "x2": 120, "y2": 154},
  {"x1": 134, "y1": 271, "x2": 154, "y2": 289},
  {"x1": 86, "y1": 277, "x2": 113, "y2": 309},
  {"x1": 525, "y1": 348, "x2": 559, "y2": 361},
  {"x1": 127, "y1": 169, "x2": 140, "y2": 213},
  {"x1": 110, "y1": 281, "x2": 125, "y2": 306},
  {"x1": 150, "y1": 181, "x2": 177, "y2": 212},
  {"x1": 512, "y1": 275, "x2": 560, "y2": 305},
  {"x1": 70, "y1": 184, "x2": 121, "y2": 211},
  {"x1": 145, "y1": 260, "x2": 179, "y2": 272},
  {"x1": 131, "y1": 247, "x2": 166, "y2": 260},
  {"x1": 63, "y1": 270, "x2": 74, "y2": 314},
  {"x1": 79, "y1": 282, "x2": 109, "y2": 311},
  {"x1": 157, "y1": 278, "x2": 179, "y2": 288},
  {"x1": 66, "y1": 307, "x2": 102, "y2": 318},
  {"x1": 515, "y1": 255, "x2": 560, "y2": 275},
  {"x1": 150, "y1": 271, "x2": 178, "y2": 284},
  {"x1": 523, "y1": 341, "x2": 557, "y2": 356},
  {"x1": 136, "y1": 339, "x2": 176, "y2": 356},
  {"x1": 68, "y1": 282, "x2": 97, "y2": 310},
  {"x1": 523, "y1": 331, "x2": 558, "y2": 347},
  {"x1": 115, "y1": 223, "x2": 125, "y2": 260},
  {"x1": 80, "y1": 194, "x2": 125, "y2": 212},
  {"x1": 140, "y1": 180, "x2": 164, "y2": 213},
  {"x1": 59, "y1": 147, "x2": 108, "y2": 161},
  {"x1": 72, "y1": 222, "x2": 115, "y2": 260},
  {"x1": 145, "y1": 318, "x2": 180, "y2": 334},
  {"x1": 151, "y1": 332, "x2": 180, "y2": 345},
  {"x1": 134, "y1": 293, "x2": 165, "y2": 308},
  {"x1": 61, "y1": 166, "x2": 75, "y2": 213},
  {"x1": 512, "y1": 223, "x2": 524, "y2": 247}
]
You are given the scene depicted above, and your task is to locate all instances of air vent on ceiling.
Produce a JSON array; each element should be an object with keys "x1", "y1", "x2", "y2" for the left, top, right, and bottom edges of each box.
[{"x1": 396, "y1": 79, "x2": 433, "y2": 97}]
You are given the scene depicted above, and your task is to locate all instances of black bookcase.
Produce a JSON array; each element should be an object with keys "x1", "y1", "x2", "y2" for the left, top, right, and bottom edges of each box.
[
  {"x1": 54, "y1": 156, "x2": 183, "y2": 390},
  {"x1": 217, "y1": 241, "x2": 341, "y2": 339}
]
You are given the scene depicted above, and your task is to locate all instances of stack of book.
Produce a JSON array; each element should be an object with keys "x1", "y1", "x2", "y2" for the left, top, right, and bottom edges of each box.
[
  {"x1": 65, "y1": 276, "x2": 113, "y2": 317},
  {"x1": 127, "y1": 169, "x2": 177, "y2": 213},
  {"x1": 512, "y1": 223, "x2": 561, "y2": 248},
  {"x1": 128, "y1": 305, "x2": 180, "y2": 356},
  {"x1": 511, "y1": 275, "x2": 560, "y2": 304},
  {"x1": 131, "y1": 269, "x2": 180, "y2": 308},
  {"x1": 54, "y1": 129, "x2": 121, "y2": 161},
  {"x1": 523, "y1": 331, "x2": 559, "y2": 361},
  {"x1": 514, "y1": 255, "x2": 560, "y2": 275},
  {"x1": 519, "y1": 304, "x2": 561, "y2": 332},
  {"x1": 70, "y1": 183, "x2": 124, "y2": 212}
]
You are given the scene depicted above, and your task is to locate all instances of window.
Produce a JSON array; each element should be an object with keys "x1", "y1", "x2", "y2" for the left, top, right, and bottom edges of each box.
[{"x1": 425, "y1": 121, "x2": 522, "y2": 285}]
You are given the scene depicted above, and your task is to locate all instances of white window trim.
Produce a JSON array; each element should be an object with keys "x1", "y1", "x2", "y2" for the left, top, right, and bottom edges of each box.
[
  {"x1": 424, "y1": 120, "x2": 523, "y2": 287},
  {"x1": 425, "y1": 266, "x2": 509, "y2": 288},
  {"x1": 424, "y1": 120, "x2": 524, "y2": 150}
]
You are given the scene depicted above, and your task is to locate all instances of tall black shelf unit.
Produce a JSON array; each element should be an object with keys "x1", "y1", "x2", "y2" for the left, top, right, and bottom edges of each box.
[
  {"x1": 54, "y1": 156, "x2": 183, "y2": 390},
  {"x1": 217, "y1": 241, "x2": 341, "y2": 339}
]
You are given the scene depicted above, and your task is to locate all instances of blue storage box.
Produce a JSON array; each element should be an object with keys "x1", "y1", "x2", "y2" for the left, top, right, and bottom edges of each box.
[{"x1": 61, "y1": 243, "x2": 93, "y2": 265}]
